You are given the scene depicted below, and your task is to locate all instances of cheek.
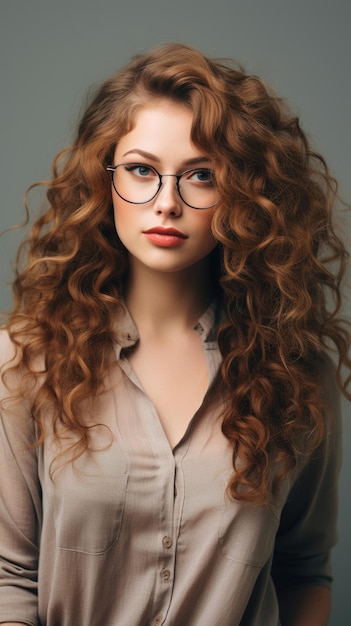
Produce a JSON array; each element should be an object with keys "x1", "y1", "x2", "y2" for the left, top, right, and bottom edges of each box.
[
  {"x1": 197, "y1": 213, "x2": 216, "y2": 245},
  {"x1": 112, "y1": 199, "x2": 132, "y2": 240}
]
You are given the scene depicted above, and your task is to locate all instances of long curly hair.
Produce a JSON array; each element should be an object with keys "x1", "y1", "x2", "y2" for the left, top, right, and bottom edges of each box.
[{"x1": 2, "y1": 43, "x2": 350, "y2": 503}]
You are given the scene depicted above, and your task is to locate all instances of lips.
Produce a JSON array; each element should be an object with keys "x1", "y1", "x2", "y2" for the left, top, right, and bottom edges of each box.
[
  {"x1": 143, "y1": 227, "x2": 188, "y2": 247},
  {"x1": 143, "y1": 227, "x2": 188, "y2": 239}
]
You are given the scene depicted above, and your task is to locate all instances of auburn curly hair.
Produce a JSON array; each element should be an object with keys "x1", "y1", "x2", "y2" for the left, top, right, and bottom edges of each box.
[{"x1": 2, "y1": 43, "x2": 350, "y2": 503}]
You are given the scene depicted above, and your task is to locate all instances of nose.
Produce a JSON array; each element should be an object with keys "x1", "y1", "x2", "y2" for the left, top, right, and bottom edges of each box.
[{"x1": 153, "y1": 175, "x2": 183, "y2": 217}]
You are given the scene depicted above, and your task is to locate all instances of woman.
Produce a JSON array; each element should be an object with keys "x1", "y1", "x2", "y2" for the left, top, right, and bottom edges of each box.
[{"x1": 0, "y1": 43, "x2": 350, "y2": 626}]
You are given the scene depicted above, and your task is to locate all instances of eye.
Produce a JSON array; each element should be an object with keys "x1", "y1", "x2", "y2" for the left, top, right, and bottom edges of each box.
[
  {"x1": 187, "y1": 169, "x2": 215, "y2": 184},
  {"x1": 124, "y1": 163, "x2": 157, "y2": 178}
]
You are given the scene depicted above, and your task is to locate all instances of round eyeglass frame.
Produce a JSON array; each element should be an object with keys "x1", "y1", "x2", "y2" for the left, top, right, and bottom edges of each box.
[{"x1": 106, "y1": 163, "x2": 219, "y2": 210}]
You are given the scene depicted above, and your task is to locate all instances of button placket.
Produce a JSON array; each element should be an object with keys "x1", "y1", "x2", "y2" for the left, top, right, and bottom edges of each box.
[{"x1": 150, "y1": 430, "x2": 188, "y2": 623}]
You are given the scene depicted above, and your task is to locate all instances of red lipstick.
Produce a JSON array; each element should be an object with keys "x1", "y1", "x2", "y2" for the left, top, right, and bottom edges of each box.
[{"x1": 143, "y1": 227, "x2": 188, "y2": 247}]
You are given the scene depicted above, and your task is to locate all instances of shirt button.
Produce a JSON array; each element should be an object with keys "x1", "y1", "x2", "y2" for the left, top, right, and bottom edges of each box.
[
  {"x1": 162, "y1": 536, "x2": 172, "y2": 549},
  {"x1": 153, "y1": 617, "x2": 163, "y2": 626},
  {"x1": 160, "y1": 568, "x2": 171, "y2": 581}
]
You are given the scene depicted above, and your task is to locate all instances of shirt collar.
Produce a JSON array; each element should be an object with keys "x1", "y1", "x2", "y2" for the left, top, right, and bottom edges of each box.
[
  {"x1": 193, "y1": 297, "x2": 225, "y2": 343},
  {"x1": 113, "y1": 297, "x2": 225, "y2": 359},
  {"x1": 113, "y1": 303, "x2": 139, "y2": 358}
]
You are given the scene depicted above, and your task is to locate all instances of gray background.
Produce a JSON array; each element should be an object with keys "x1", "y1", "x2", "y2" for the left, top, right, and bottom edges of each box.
[{"x1": 1, "y1": 0, "x2": 350, "y2": 623}]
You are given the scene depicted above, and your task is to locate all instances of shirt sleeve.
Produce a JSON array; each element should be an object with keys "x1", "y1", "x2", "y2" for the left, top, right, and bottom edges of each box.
[
  {"x1": 0, "y1": 332, "x2": 41, "y2": 626},
  {"x1": 271, "y1": 358, "x2": 342, "y2": 591}
]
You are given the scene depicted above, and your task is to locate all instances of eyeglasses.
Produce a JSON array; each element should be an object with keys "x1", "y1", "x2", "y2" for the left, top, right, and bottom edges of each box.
[{"x1": 106, "y1": 162, "x2": 219, "y2": 210}]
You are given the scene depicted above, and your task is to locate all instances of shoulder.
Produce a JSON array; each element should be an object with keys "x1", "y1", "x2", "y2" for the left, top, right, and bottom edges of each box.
[
  {"x1": 0, "y1": 329, "x2": 23, "y2": 394},
  {"x1": 0, "y1": 329, "x2": 21, "y2": 401},
  {"x1": 0, "y1": 328, "x2": 18, "y2": 362},
  {"x1": 0, "y1": 327, "x2": 42, "y2": 404}
]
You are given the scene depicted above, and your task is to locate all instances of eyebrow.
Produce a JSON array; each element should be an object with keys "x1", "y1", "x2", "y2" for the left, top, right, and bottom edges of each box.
[{"x1": 122, "y1": 149, "x2": 211, "y2": 167}]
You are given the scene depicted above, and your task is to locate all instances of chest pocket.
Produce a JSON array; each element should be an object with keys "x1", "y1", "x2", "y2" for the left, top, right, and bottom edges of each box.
[
  {"x1": 51, "y1": 452, "x2": 128, "y2": 555},
  {"x1": 219, "y1": 496, "x2": 280, "y2": 568}
]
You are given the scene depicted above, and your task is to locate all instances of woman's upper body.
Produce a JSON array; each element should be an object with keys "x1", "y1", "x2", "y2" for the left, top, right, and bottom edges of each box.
[
  {"x1": 0, "y1": 305, "x2": 341, "y2": 626},
  {"x1": 0, "y1": 43, "x2": 350, "y2": 625}
]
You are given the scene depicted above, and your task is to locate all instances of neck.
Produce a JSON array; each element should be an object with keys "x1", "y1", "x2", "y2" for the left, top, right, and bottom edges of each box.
[{"x1": 125, "y1": 257, "x2": 216, "y2": 335}]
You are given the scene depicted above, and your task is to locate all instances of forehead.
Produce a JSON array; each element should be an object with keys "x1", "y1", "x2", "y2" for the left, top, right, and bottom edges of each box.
[{"x1": 114, "y1": 99, "x2": 203, "y2": 164}]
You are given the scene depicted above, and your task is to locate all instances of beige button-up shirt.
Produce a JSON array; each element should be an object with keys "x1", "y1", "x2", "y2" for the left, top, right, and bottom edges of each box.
[{"x1": 0, "y1": 303, "x2": 341, "y2": 625}]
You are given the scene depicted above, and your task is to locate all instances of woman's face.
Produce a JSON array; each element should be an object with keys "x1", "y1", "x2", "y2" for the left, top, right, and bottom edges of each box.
[{"x1": 111, "y1": 99, "x2": 218, "y2": 275}]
